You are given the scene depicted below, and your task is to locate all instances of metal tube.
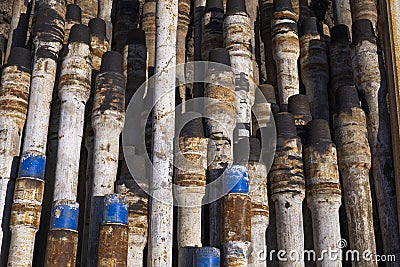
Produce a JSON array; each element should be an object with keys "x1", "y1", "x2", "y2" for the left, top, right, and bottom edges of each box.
[
  {"x1": 44, "y1": 24, "x2": 92, "y2": 266},
  {"x1": 63, "y1": 4, "x2": 81, "y2": 44},
  {"x1": 148, "y1": 0, "x2": 178, "y2": 265},
  {"x1": 88, "y1": 51, "x2": 125, "y2": 267},
  {"x1": 0, "y1": 47, "x2": 32, "y2": 259},
  {"x1": 304, "y1": 119, "x2": 342, "y2": 267},
  {"x1": 141, "y1": 0, "x2": 156, "y2": 72},
  {"x1": 75, "y1": 0, "x2": 98, "y2": 25},
  {"x1": 349, "y1": 0, "x2": 377, "y2": 33},
  {"x1": 201, "y1": 0, "x2": 223, "y2": 61},
  {"x1": 332, "y1": 0, "x2": 352, "y2": 31},
  {"x1": 288, "y1": 94, "x2": 312, "y2": 142},
  {"x1": 333, "y1": 86, "x2": 377, "y2": 267},
  {"x1": 114, "y1": 0, "x2": 140, "y2": 53},
  {"x1": 7, "y1": 1, "x2": 65, "y2": 265},
  {"x1": 272, "y1": 0, "x2": 300, "y2": 109},
  {"x1": 351, "y1": 19, "x2": 400, "y2": 259},
  {"x1": 260, "y1": 0, "x2": 277, "y2": 86},
  {"x1": 269, "y1": 112, "x2": 305, "y2": 267},
  {"x1": 98, "y1": 0, "x2": 113, "y2": 47}
]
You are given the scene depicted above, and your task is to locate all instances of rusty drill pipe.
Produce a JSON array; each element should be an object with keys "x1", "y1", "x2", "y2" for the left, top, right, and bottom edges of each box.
[
  {"x1": 205, "y1": 48, "x2": 236, "y2": 247},
  {"x1": 288, "y1": 94, "x2": 312, "y2": 142},
  {"x1": 0, "y1": 47, "x2": 31, "y2": 258},
  {"x1": 75, "y1": 0, "x2": 98, "y2": 25},
  {"x1": 333, "y1": 86, "x2": 377, "y2": 267},
  {"x1": 349, "y1": 0, "x2": 377, "y2": 34},
  {"x1": 304, "y1": 119, "x2": 342, "y2": 267},
  {"x1": 224, "y1": 0, "x2": 254, "y2": 108},
  {"x1": 174, "y1": 117, "x2": 207, "y2": 265},
  {"x1": 332, "y1": 0, "x2": 352, "y2": 31},
  {"x1": 194, "y1": 247, "x2": 220, "y2": 267},
  {"x1": 97, "y1": 194, "x2": 129, "y2": 267},
  {"x1": 269, "y1": 112, "x2": 305, "y2": 267},
  {"x1": 63, "y1": 4, "x2": 81, "y2": 44},
  {"x1": 44, "y1": 24, "x2": 92, "y2": 266},
  {"x1": 5, "y1": 0, "x2": 33, "y2": 61},
  {"x1": 245, "y1": 0, "x2": 259, "y2": 84},
  {"x1": 328, "y1": 25, "x2": 354, "y2": 113},
  {"x1": 351, "y1": 19, "x2": 400, "y2": 258},
  {"x1": 300, "y1": 17, "x2": 330, "y2": 121},
  {"x1": 222, "y1": 165, "x2": 251, "y2": 266},
  {"x1": 272, "y1": 0, "x2": 300, "y2": 109},
  {"x1": 260, "y1": 0, "x2": 277, "y2": 86},
  {"x1": 141, "y1": 0, "x2": 156, "y2": 71},
  {"x1": 88, "y1": 51, "x2": 125, "y2": 267},
  {"x1": 201, "y1": 0, "x2": 224, "y2": 61},
  {"x1": 98, "y1": 0, "x2": 113, "y2": 47},
  {"x1": 252, "y1": 84, "x2": 275, "y2": 136},
  {"x1": 114, "y1": 0, "x2": 140, "y2": 53},
  {"x1": 148, "y1": 0, "x2": 178, "y2": 265},
  {"x1": 7, "y1": 1, "x2": 65, "y2": 266},
  {"x1": 246, "y1": 138, "x2": 269, "y2": 267},
  {"x1": 116, "y1": 155, "x2": 148, "y2": 267}
]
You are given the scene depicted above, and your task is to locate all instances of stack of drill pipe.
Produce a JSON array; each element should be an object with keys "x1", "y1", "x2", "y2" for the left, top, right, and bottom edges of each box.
[
  {"x1": 175, "y1": 116, "x2": 208, "y2": 265},
  {"x1": 299, "y1": 17, "x2": 330, "y2": 121},
  {"x1": 43, "y1": 24, "x2": 92, "y2": 266},
  {"x1": 88, "y1": 51, "x2": 125, "y2": 267},
  {"x1": 269, "y1": 112, "x2": 305, "y2": 267},
  {"x1": 245, "y1": 137, "x2": 269, "y2": 267},
  {"x1": 75, "y1": 0, "x2": 98, "y2": 25},
  {"x1": 98, "y1": 0, "x2": 113, "y2": 46},
  {"x1": 349, "y1": 0, "x2": 377, "y2": 34},
  {"x1": 201, "y1": 0, "x2": 223, "y2": 61},
  {"x1": 63, "y1": 4, "x2": 81, "y2": 45},
  {"x1": 304, "y1": 119, "x2": 342, "y2": 267},
  {"x1": 0, "y1": 47, "x2": 31, "y2": 260},
  {"x1": 5, "y1": 0, "x2": 33, "y2": 61},
  {"x1": 333, "y1": 86, "x2": 377, "y2": 267},
  {"x1": 116, "y1": 155, "x2": 148, "y2": 267},
  {"x1": 205, "y1": 48, "x2": 236, "y2": 247},
  {"x1": 141, "y1": 0, "x2": 156, "y2": 74},
  {"x1": 328, "y1": 25, "x2": 354, "y2": 113},
  {"x1": 81, "y1": 18, "x2": 109, "y2": 263},
  {"x1": 7, "y1": 1, "x2": 65, "y2": 265},
  {"x1": 288, "y1": 94, "x2": 312, "y2": 142},
  {"x1": 222, "y1": 164, "x2": 251, "y2": 266},
  {"x1": 193, "y1": 247, "x2": 220, "y2": 267},
  {"x1": 351, "y1": 19, "x2": 400, "y2": 259},
  {"x1": 332, "y1": 0, "x2": 352, "y2": 32},
  {"x1": 97, "y1": 194, "x2": 129, "y2": 267},
  {"x1": 114, "y1": 0, "x2": 140, "y2": 53},
  {"x1": 224, "y1": 0, "x2": 254, "y2": 108},
  {"x1": 148, "y1": 0, "x2": 178, "y2": 264},
  {"x1": 260, "y1": 0, "x2": 277, "y2": 86},
  {"x1": 271, "y1": 0, "x2": 300, "y2": 110}
]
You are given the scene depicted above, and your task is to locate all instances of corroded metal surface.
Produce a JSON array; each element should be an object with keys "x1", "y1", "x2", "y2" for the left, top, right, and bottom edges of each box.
[
  {"x1": 98, "y1": 0, "x2": 113, "y2": 45},
  {"x1": 332, "y1": 0, "x2": 352, "y2": 31},
  {"x1": 97, "y1": 225, "x2": 129, "y2": 267},
  {"x1": 202, "y1": 1, "x2": 224, "y2": 60},
  {"x1": 44, "y1": 230, "x2": 78, "y2": 266},
  {"x1": 349, "y1": 0, "x2": 377, "y2": 33},
  {"x1": 260, "y1": 0, "x2": 277, "y2": 86},
  {"x1": 76, "y1": 0, "x2": 98, "y2": 25},
  {"x1": 114, "y1": 0, "x2": 140, "y2": 53},
  {"x1": 141, "y1": 1, "x2": 156, "y2": 70}
]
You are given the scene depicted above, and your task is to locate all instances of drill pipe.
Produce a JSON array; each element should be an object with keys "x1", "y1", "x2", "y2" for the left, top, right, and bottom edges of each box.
[
  {"x1": 114, "y1": 0, "x2": 140, "y2": 53},
  {"x1": 141, "y1": 0, "x2": 156, "y2": 71},
  {"x1": 7, "y1": 1, "x2": 65, "y2": 266},
  {"x1": 63, "y1": 4, "x2": 81, "y2": 44},
  {"x1": 288, "y1": 94, "x2": 312, "y2": 142},
  {"x1": 98, "y1": 0, "x2": 113, "y2": 47},
  {"x1": 269, "y1": 112, "x2": 305, "y2": 267},
  {"x1": 349, "y1": 0, "x2": 377, "y2": 34},
  {"x1": 260, "y1": 0, "x2": 277, "y2": 86},
  {"x1": 332, "y1": 0, "x2": 352, "y2": 32},
  {"x1": 333, "y1": 86, "x2": 377, "y2": 267},
  {"x1": 201, "y1": 0, "x2": 223, "y2": 61},
  {"x1": 75, "y1": 0, "x2": 98, "y2": 25}
]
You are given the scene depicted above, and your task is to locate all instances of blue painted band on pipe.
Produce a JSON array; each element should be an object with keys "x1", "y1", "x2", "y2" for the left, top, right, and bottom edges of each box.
[
  {"x1": 50, "y1": 201, "x2": 79, "y2": 231},
  {"x1": 102, "y1": 194, "x2": 128, "y2": 224},
  {"x1": 223, "y1": 164, "x2": 249, "y2": 194},
  {"x1": 194, "y1": 247, "x2": 220, "y2": 267},
  {"x1": 18, "y1": 152, "x2": 46, "y2": 180}
]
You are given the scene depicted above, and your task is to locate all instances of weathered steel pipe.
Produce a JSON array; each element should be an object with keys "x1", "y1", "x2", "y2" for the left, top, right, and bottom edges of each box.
[
  {"x1": 0, "y1": 47, "x2": 31, "y2": 258},
  {"x1": 224, "y1": 0, "x2": 254, "y2": 109},
  {"x1": 269, "y1": 112, "x2": 305, "y2": 267},
  {"x1": 272, "y1": 0, "x2": 300, "y2": 109},
  {"x1": 44, "y1": 24, "x2": 92, "y2": 266},
  {"x1": 63, "y1": 4, "x2": 81, "y2": 44},
  {"x1": 332, "y1": 0, "x2": 352, "y2": 31},
  {"x1": 260, "y1": 0, "x2": 277, "y2": 86},
  {"x1": 351, "y1": 19, "x2": 400, "y2": 258},
  {"x1": 148, "y1": 0, "x2": 178, "y2": 265},
  {"x1": 88, "y1": 51, "x2": 125, "y2": 267},
  {"x1": 205, "y1": 48, "x2": 236, "y2": 247},
  {"x1": 97, "y1": 194, "x2": 129, "y2": 267},
  {"x1": 141, "y1": 0, "x2": 156, "y2": 72},
  {"x1": 349, "y1": 0, "x2": 377, "y2": 33},
  {"x1": 75, "y1": 0, "x2": 98, "y2": 25},
  {"x1": 288, "y1": 94, "x2": 312, "y2": 142},
  {"x1": 7, "y1": 1, "x2": 65, "y2": 266},
  {"x1": 304, "y1": 119, "x2": 342, "y2": 267},
  {"x1": 175, "y1": 117, "x2": 207, "y2": 261},
  {"x1": 5, "y1": 0, "x2": 32, "y2": 61},
  {"x1": 333, "y1": 86, "x2": 377, "y2": 267},
  {"x1": 328, "y1": 25, "x2": 354, "y2": 114},
  {"x1": 114, "y1": 0, "x2": 140, "y2": 53},
  {"x1": 98, "y1": 0, "x2": 113, "y2": 47},
  {"x1": 300, "y1": 17, "x2": 330, "y2": 121},
  {"x1": 252, "y1": 85, "x2": 274, "y2": 136},
  {"x1": 222, "y1": 165, "x2": 251, "y2": 266},
  {"x1": 245, "y1": 0, "x2": 259, "y2": 84},
  {"x1": 201, "y1": 0, "x2": 223, "y2": 61},
  {"x1": 194, "y1": 247, "x2": 220, "y2": 267}
]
